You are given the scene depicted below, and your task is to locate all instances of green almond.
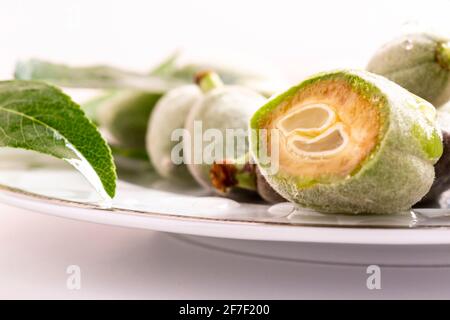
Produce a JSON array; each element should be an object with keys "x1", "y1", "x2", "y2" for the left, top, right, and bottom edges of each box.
[
  {"x1": 250, "y1": 70, "x2": 442, "y2": 214},
  {"x1": 367, "y1": 33, "x2": 450, "y2": 107}
]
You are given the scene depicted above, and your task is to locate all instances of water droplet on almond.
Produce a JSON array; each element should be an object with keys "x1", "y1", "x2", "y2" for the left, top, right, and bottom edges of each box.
[{"x1": 404, "y1": 39, "x2": 414, "y2": 50}]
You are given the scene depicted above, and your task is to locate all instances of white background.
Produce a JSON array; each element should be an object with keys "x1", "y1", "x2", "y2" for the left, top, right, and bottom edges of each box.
[
  {"x1": 1, "y1": 0, "x2": 449, "y2": 81},
  {"x1": 1, "y1": 0, "x2": 450, "y2": 299},
  {"x1": 3, "y1": 203, "x2": 450, "y2": 299}
]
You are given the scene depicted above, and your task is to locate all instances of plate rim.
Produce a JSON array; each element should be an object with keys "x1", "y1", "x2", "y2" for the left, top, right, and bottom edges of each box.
[
  {"x1": 0, "y1": 182, "x2": 446, "y2": 230},
  {"x1": 2, "y1": 184, "x2": 450, "y2": 245}
]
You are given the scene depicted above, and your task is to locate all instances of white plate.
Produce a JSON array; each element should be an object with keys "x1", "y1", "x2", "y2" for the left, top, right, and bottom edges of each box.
[{"x1": 1, "y1": 148, "x2": 450, "y2": 246}]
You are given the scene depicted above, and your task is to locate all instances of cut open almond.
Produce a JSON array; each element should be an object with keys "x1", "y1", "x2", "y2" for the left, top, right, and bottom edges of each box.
[
  {"x1": 287, "y1": 123, "x2": 348, "y2": 158},
  {"x1": 250, "y1": 70, "x2": 442, "y2": 214},
  {"x1": 276, "y1": 103, "x2": 347, "y2": 158},
  {"x1": 267, "y1": 79, "x2": 381, "y2": 180}
]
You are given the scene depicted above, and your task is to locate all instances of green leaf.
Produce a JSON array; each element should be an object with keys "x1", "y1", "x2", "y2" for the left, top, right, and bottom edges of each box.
[
  {"x1": 0, "y1": 80, "x2": 117, "y2": 199},
  {"x1": 79, "y1": 51, "x2": 182, "y2": 125},
  {"x1": 150, "y1": 50, "x2": 182, "y2": 76},
  {"x1": 14, "y1": 59, "x2": 186, "y2": 92}
]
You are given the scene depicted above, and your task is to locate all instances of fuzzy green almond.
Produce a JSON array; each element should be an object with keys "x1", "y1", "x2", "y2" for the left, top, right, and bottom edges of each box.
[
  {"x1": 97, "y1": 91, "x2": 163, "y2": 150},
  {"x1": 367, "y1": 33, "x2": 450, "y2": 107},
  {"x1": 146, "y1": 85, "x2": 201, "y2": 181},
  {"x1": 250, "y1": 70, "x2": 443, "y2": 214},
  {"x1": 184, "y1": 72, "x2": 266, "y2": 192},
  {"x1": 417, "y1": 101, "x2": 450, "y2": 205}
]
